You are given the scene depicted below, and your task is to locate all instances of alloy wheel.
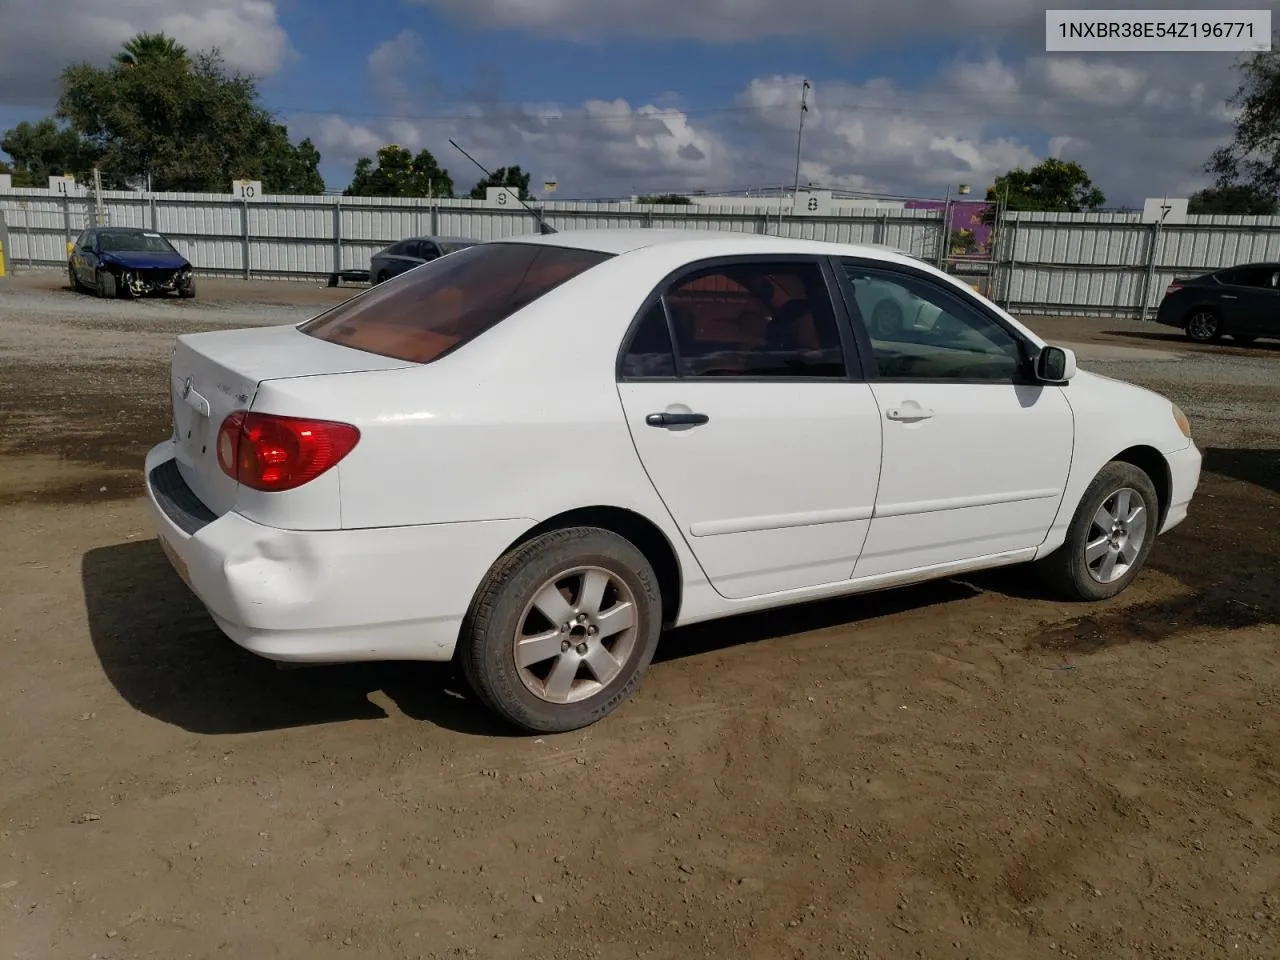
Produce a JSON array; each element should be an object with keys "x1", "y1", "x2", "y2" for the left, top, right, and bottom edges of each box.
[
  {"x1": 513, "y1": 566, "x2": 639, "y2": 704},
  {"x1": 1084, "y1": 487, "x2": 1148, "y2": 584}
]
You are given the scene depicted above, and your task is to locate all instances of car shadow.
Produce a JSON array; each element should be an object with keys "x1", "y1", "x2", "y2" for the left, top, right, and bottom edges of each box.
[
  {"x1": 81, "y1": 540, "x2": 518, "y2": 738},
  {"x1": 1202, "y1": 446, "x2": 1280, "y2": 495},
  {"x1": 1100, "y1": 329, "x2": 1280, "y2": 353},
  {"x1": 83, "y1": 539, "x2": 981, "y2": 736}
]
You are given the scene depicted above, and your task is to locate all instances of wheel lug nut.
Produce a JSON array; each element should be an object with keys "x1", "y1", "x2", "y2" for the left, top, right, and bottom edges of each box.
[
  {"x1": 576, "y1": 613, "x2": 588, "y2": 623},
  {"x1": 576, "y1": 643, "x2": 588, "y2": 655},
  {"x1": 587, "y1": 625, "x2": 598, "y2": 636},
  {"x1": 561, "y1": 640, "x2": 570, "y2": 652},
  {"x1": 559, "y1": 623, "x2": 569, "y2": 633}
]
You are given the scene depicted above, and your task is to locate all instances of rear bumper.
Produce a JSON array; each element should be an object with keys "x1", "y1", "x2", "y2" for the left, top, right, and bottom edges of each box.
[
  {"x1": 1160, "y1": 441, "x2": 1202, "y2": 535},
  {"x1": 143, "y1": 441, "x2": 532, "y2": 663}
]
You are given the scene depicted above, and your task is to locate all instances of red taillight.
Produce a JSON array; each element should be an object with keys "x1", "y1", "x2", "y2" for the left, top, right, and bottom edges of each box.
[
  {"x1": 216, "y1": 411, "x2": 360, "y2": 492},
  {"x1": 1165, "y1": 282, "x2": 1182, "y2": 295}
]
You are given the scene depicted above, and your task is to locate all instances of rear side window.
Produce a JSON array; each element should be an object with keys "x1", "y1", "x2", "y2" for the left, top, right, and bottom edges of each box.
[{"x1": 301, "y1": 243, "x2": 613, "y2": 363}]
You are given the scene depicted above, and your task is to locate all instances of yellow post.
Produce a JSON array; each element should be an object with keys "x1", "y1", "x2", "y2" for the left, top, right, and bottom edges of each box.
[{"x1": 0, "y1": 239, "x2": 6, "y2": 278}]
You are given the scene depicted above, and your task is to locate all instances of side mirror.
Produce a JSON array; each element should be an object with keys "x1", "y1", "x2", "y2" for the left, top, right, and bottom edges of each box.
[{"x1": 1035, "y1": 345, "x2": 1076, "y2": 384}]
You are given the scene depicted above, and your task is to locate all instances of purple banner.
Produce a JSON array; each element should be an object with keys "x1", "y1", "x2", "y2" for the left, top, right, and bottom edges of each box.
[{"x1": 904, "y1": 199, "x2": 995, "y2": 255}]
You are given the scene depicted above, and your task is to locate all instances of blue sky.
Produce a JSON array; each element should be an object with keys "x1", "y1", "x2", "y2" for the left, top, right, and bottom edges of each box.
[{"x1": 0, "y1": 0, "x2": 1250, "y2": 203}]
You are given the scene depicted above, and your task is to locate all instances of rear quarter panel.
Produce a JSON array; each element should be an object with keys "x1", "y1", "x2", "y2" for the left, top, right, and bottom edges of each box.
[{"x1": 254, "y1": 248, "x2": 709, "y2": 587}]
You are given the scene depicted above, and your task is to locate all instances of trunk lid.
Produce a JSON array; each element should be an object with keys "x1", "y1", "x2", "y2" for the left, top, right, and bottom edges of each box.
[{"x1": 169, "y1": 324, "x2": 413, "y2": 516}]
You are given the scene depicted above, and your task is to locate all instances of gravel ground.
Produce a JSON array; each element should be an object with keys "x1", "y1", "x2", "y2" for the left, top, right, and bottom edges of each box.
[{"x1": 1, "y1": 275, "x2": 1278, "y2": 960}]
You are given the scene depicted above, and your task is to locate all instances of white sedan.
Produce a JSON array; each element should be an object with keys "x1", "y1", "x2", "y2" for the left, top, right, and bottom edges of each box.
[{"x1": 144, "y1": 229, "x2": 1202, "y2": 732}]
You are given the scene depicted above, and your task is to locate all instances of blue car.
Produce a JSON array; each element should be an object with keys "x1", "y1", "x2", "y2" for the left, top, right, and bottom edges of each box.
[{"x1": 69, "y1": 226, "x2": 196, "y2": 299}]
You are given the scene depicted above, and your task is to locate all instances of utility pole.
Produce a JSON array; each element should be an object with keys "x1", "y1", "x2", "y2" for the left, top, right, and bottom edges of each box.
[{"x1": 791, "y1": 79, "x2": 811, "y2": 200}]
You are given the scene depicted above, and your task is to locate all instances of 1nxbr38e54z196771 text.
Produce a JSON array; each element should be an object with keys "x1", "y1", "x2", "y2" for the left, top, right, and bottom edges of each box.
[{"x1": 1046, "y1": 9, "x2": 1271, "y2": 52}]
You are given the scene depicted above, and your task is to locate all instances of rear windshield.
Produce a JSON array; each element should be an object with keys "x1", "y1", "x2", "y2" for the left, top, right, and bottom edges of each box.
[{"x1": 301, "y1": 242, "x2": 612, "y2": 363}]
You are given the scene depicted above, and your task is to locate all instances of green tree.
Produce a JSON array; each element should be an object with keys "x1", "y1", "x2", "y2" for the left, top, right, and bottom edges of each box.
[
  {"x1": 468, "y1": 164, "x2": 530, "y2": 200},
  {"x1": 0, "y1": 117, "x2": 100, "y2": 185},
  {"x1": 1204, "y1": 40, "x2": 1280, "y2": 204},
  {"x1": 1188, "y1": 184, "x2": 1278, "y2": 215},
  {"x1": 114, "y1": 32, "x2": 188, "y2": 67},
  {"x1": 984, "y1": 158, "x2": 1106, "y2": 213},
  {"x1": 636, "y1": 193, "x2": 692, "y2": 204},
  {"x1": 344, "y1": 144, "x2": 454, "y2": 198},
  {"x1": 51, "y1": 35, "x2": 321, "y2": 194}
]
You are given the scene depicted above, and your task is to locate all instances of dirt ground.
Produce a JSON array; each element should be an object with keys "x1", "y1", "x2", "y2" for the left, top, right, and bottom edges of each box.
[{"x1": 1, "y1": 271, "x2": 1277, "y2": 960}]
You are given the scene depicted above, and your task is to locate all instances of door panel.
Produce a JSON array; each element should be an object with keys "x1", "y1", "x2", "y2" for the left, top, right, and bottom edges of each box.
[
  {"x1": 834, "y1": 258, "x2": 1075, "y2": 577},
  {"x1": 615, "y1": 255, "x2": 880, "y2": 600},
  {"x1": 855, "y1": 382, "x2": 1072, "y2": 576},
  {"x1": 618, "y1": 381, "x2": 882, "y2": 599}
]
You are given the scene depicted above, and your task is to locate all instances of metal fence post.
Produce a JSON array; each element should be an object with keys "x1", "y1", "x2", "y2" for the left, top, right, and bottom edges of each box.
[
  {"x1": 332, "y1": 196, "x2": 343, "y2": 275},
  {"x1": 1139, "y1": 219, "x2": 1161, "y2": 322},
  {"x1": 241, "y1": 199, "x2": 251, "y2": 280},
  {"x1": 150, "y1": 195, "x2": 158, "y2": 231},
  {"x1": 62, "y1": 193, "x2": 71, "y2": 254},
  {"x1": 430, "y1": 199, "x2": 439, "y2": 236}
]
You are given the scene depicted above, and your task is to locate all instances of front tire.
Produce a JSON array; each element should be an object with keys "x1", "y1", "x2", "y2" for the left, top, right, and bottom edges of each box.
[
  {"x1": 1035, "y1": 461, "x2": 1159, "y2": 601},
  {"x1": 458, "y1": 527, "x2": 662, "y2": 733},
  {"x1": 96, "y1": 270, "x2": 117, "y2": 299},
  {"x1": 68, "y1": 265, "x2": 81, "y2": 292},
  {"x1": 1185, "y1": 309, "x2": 1220, "y2": 343}
]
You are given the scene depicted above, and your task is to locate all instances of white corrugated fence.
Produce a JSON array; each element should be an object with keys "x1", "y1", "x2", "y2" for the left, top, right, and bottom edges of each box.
[{"x1": 3, "y1": 186, "x2": 1279, "y2": 318}]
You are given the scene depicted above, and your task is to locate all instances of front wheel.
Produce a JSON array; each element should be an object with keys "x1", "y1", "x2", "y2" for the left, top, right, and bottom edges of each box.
[
  {"x1": 96, "y1": 270, "x2": 117, "y2": 299},
  {"x1": 68, "y1": 265, "x2": 80, "y2": 292},
  {"x1": 458, "y1": 527, "x2": 663, "y2": 733},
  {"x1": 1034, "y1": 461, "x2": 1159, "y2": 601}
]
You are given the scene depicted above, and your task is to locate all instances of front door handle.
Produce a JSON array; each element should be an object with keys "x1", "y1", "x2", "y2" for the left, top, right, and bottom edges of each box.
[
  {"x1": 1221, "y1": 295, "x2": 1239, "y2": 300},
  {"x1": 646, "y1": 411, "x2": 709, "y2": 428},
  {"x1": 885, "y1": 405, "x2": 934, "y2": 422}
]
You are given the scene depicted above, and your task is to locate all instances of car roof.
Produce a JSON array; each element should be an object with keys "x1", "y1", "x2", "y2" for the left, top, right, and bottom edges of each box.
[
  {"x1": 491, "y1": 228, "x2": 926, "y2": 264},
  {"x1": 408, "y1": 235, "x2": 477, "y2": 244}
]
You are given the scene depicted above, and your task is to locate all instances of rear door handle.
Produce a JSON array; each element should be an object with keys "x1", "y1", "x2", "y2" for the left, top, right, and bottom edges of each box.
[
  {"x1": 885, "y1": 406, "x2": 934, "y2": 422},
  {"x1": 1222, "y1": 295, "x2": 1239, "y2": 300},
  {"x1": 646, "y1": 412, "x2": 709, "y2": 428}
]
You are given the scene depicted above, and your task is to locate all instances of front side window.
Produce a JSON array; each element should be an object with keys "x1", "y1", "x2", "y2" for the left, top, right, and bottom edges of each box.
[
  {"x1": 658, "y1": 260, "x2": 845, "y2": 378},
  {"x1": 1218, "y1": 266, "x2": 1278, "y2": 289},
  {"x1": 302, "y1": 242, "x2": 613, "y2": 364},
  {"x1": 840, "y1": 262, "x2": 1026, "y2": 382}
]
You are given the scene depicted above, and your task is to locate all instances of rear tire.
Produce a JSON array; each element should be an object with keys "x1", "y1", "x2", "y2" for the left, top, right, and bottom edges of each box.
[
  {"x1": 458, "y1": 526, "x2": 662, "y2": 733},
  {"x1": 68, "y1": 265, "x2": 80, "y2": 292},
  {"x1": 1034, "y1": 461, "x2": 1160, "y2": 602},
  {"x1": 1184, "y1": 309, "x2": 1220, "y2": 343}
]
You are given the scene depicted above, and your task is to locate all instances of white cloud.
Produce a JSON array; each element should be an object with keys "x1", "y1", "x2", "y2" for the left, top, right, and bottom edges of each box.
[
  {"x1": 410, "y1": 0, "x2": 1176, "y2": 44},
  {"x1": 292, "y1": 95, "x2": 735, "y2": 199},
  {"x1": 0, "y1": 0, "x2": 293, "y2": 105}
]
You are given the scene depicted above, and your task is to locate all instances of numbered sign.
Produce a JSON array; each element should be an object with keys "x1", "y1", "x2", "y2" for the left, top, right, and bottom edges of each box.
[
  {"x1": 486, "y1": 186, "x2": 521, "y2": 208},
  {"x1": 1141, "y1": 197, "x2": 1188, "y2": 225},
  {"x1": 791, "y1": 189, "x2": 832, "y2": 216},
  {"x1": 49, "y1": 175, "x2": 79, "y2": 196},
  {"x1": 232, "y1": 179, "x2": 263, "y2": 200}
]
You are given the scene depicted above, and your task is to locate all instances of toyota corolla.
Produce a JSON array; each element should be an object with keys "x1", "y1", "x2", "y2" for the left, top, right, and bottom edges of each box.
[{"x1": 144, "y1": 230, "x2": 1202, "y2": 732}]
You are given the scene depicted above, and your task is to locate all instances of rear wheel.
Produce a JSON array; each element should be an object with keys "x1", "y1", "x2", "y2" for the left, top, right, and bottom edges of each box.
[
  {"x1": 458, "y1": 527, "x2": 662, "y2": 733},
  {"x1": 1034, "y1": 461, "x2": 1159, "y2": 601},
  {"x1": 68, "y1": 265, "x2": 80, "y2": 292},
  {"x1": 1185, "y1": 309, "x2": 1220, "y2": 343}
]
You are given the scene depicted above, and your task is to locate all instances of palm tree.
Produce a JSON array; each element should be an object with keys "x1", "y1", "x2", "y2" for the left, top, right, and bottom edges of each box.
[{"x1": 114, "y1": 33, "x2": 188, "y2": 68}]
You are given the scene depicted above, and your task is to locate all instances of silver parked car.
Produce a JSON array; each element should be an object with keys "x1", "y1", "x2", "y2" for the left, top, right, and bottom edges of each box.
[{"x1": 369, "y1": 235, "x2": 477, "y2": 284}]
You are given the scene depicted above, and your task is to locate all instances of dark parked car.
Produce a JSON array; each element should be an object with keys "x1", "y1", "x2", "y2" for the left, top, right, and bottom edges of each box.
[
  {"x1": 69, "y1": 227, "x2": 195, "y2": 299},
  {"x1": 1155, "y1": 262, "x2": 1279, "y2": 344},
  {"x1": 368, "y1": 235, "x2": 476, "y2": 284}
]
